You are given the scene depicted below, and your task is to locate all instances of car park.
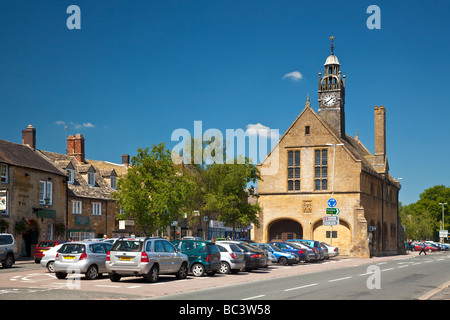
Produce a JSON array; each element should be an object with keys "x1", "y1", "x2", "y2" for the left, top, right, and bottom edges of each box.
[
  {"x1": 0, "y1": 233, "x2": 18, "y2": 268},
  {"x1": 268, "y1": 241, "x2": 308, "y2": 262},
  {"x1": 411, "y1": 242, "x2": 437, "y2": 252},
  {"x1": 215, "y1": 242, "x2": 246, "y2": 274},
  {"x1": 320, "y1": 242, "x2": 339, "y2": 258},
  {"x1": 218, "y1": 241, "x2": 266, "y2": 271},
  {"x1": 33, "y1": 240, "x2": 67, "y2": 263},
  {"x1": 287, "y1": 241, "x2": 320, "y2": 262},
  {"x1": 288, "y1": 239, "x2": 325, "y2": 261},
  {"x1": 106, "y1": 237, "x2": 189, "y2": 282},
  {"x1": 40, "y1": 243, "x2": 65, "y2": 272},
  {"x1": 253, "y1": 243, "x2": 298, "y2": 266},
  {"x1": 171, "y1": 239, "x2": 221, "y2": 277},
  {"x1": 54, "y1": 241, "x2": 113, "y2": 280}
]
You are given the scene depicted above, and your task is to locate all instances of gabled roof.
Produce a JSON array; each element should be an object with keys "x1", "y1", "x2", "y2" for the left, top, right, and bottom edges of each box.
[{"x1": 0, "y1": 139, "x2": 66, "y2": 176}]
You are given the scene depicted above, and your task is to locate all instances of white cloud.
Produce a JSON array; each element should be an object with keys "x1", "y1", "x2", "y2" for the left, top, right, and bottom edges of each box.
[
  {"x1": 55, "y1": 121, "x2": 95, "y2": 129},
  {"x1": 245, "y1": 123, "x2": 272, "y2": 138},
  {"x1": 282, "y1": 71, "x2": 303, "y2": 81}
]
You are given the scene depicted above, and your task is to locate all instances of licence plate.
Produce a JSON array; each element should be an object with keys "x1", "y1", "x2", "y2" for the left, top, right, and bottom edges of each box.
[
  {"x1": 119, "y1": 257, "x2": 132, "y2": 261},
  {"x1": 64, "y1": 255, "x2": 75, "y2": 260}
]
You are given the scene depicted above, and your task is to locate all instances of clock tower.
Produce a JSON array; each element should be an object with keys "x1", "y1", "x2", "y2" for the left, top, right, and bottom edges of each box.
[{"x1": 318, "y1": 36, "x2": 346, "y2": 138}]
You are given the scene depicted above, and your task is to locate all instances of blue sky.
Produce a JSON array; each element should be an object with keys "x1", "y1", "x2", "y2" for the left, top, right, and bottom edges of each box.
[{"x1": 0, "y1": 0, "x2": 449, "y2": 205}]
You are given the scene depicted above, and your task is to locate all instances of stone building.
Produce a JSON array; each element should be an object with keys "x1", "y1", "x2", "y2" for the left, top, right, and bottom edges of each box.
[
  {"x1": 254, "y1": 41, "x2": 401, "y2": 257},
  {"x1": 40, "y1": 134, "x2": 132, "y2": 240},
  {"x1": 0, "y1": 125, "x2": 67, "y2": 257}
]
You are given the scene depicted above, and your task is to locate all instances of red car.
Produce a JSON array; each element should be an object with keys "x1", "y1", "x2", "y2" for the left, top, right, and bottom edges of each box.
[
  {"x1": 411, "y1": 242, "x2": 437, "y2": 252},
  {"x1": 33, "y1": 240, "x2": 67, "y2": 263}
]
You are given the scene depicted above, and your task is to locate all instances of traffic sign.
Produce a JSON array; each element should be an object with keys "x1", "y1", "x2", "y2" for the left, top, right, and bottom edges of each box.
[
  {"x1": 323, "y1": 216, "x2": 339, "y2": 226},
  {"x1": 327, "y1": 198, "x2": 337, "y2": 208},
  {"x1": 326, "y1": 207, "x2": 340, "y2": 215}
]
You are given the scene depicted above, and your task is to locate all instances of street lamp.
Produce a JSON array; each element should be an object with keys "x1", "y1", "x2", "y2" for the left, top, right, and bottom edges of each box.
[
  {"x1": 325, "y1": 143, "x2": 344, "y2": 245},
  {"x1": 439, "y1": 203, "x2": 447, "y2": 243}
]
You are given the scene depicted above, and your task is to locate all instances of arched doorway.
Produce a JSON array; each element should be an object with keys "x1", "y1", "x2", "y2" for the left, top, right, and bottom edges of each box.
[
  {"x1": 268, "y1": 219, "x2": 303, "y2": 242},
  {"x1": 313, "y1": 218, "x2": 351, "y2": 255}
]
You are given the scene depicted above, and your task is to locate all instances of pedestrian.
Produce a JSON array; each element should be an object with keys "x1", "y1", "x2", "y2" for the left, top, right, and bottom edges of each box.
[{"x1": 419, "y1": 241, "x2": 427, "y2": 255}]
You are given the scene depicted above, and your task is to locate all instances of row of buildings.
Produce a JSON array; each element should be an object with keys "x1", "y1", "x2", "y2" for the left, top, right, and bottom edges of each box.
[{"x1": 0, "y1": 126, "x2": 134, "y2": 257}]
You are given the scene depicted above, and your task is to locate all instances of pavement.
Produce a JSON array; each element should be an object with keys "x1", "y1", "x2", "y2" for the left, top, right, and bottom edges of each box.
[{"x1": 12, "y1": 251, "x2": 450, "y2": 300}]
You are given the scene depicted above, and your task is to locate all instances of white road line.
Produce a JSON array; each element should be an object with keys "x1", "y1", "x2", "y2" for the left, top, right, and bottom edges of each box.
[
  {"x1": 126, "y1": 286, "x2": 142, "y2": 289},
  {"x1": 381, "y1": 268, "x2": 394, "y2": 272},
  {"x1": 284, "y1": 283, "x2": 318, "y2": 292},
  {"x1": 329, "y1": 276, "x2": 352, "y2": 282},
  {"x1": 398, "y1": 265, "x2": 409, "y2": 268},
  {"x1": 242, "y1": 295, "x2": 265, "y2": 300},
  {"x1": 95, "y1": 285, "x2": 121, "y2": 288}
]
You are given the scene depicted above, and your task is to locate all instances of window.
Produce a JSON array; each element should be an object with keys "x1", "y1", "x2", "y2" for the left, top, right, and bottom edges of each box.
[
  {"x1": 287, "y1": 150, "x2": 301, "y2": 191},
  {"x1": 0, "y1": 164, "x2": 8, "y2": 183},
  {"x1": 305, "y1": 126, "x2": 310, "y2": 135},
  {"x1": 87, "y1": 172, "x2": 95, "y2": 187},
  {"x1": 314, "y1": 149, "x2": 328, "y2": 191},
  {"x1": 92, "y1": 202, "x2": 101, "y2": 215},
  {"x1": 72, "y1": 200, "x2": 82, "y2": 214},
  {"x1": 110, "y1": 176, "x2": 117, "y2": 189},
  {"x1": 39, "y1": 181, "x2": 52, "y2": 205},
  {"x1": 66, "y1": 169, "x2": 74, "y2": 184}
]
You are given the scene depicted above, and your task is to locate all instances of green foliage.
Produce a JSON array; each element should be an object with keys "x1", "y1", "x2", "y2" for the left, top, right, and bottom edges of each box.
[{"x1": 400, "y1": 185, "x2": 450, "y2": 241}]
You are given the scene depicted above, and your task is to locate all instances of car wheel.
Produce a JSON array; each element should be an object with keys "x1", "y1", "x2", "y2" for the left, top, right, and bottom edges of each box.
[
  {"x1": 176, "y1": 263, "x2": 188, "y2": 279},
  {"x1": 191, "y1": 263, "x2": 205, "y2": 277},
  {"x1": 144, "y1": 265, "x2": 159, "y2": 283},
  {"x1": 55, "y1": 272, "x2": 67, "y2": 279},
  {"x1": 2, "y1": 254, "x2": 14, "y2": 268},
  {"x1": 278, "y1": 257, "x2": 287, "y2": 266},
  {"x1": 85, "y1": 265, "x2": 99, "y2": 280},
  {"x1": 109, "y1": 273, "x2": 121, "y2": 282},
  {"x1": 219, "y1": 262, "x2": 230, "y2": 274},
  {"x1": 47, "y1": 261, "x2": 55, "y2": 273}
]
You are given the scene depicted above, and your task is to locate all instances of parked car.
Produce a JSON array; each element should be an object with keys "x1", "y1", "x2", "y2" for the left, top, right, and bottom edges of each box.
[
  {"x1": 288, "y1": 239, "x2": 325, "y2": 261},
  {"x1": 411, "y1": 242, "x2": 437, "y2": 252},
  {"x1": 320, "y1": 243, "x2": 329, "y2": 259},
  {"x1": 40, "y1": 243, "x2": 65, "y2": 272},
  {"x1": 215, "y1": 242, "x2": 246, "y2": 274},
  {"x1": 33, "y1": 240, "x2": 67, "y2": 263},
  {"x1": 0, "y1": 233, "x2": 18, "y2": 268},
  {"x1": 253, "y1": 243, "x2": 297, "y2": 266},
  {"x1": 106, "y1": 237, "x2": 189, "y2": 282},
  {"x1": 172, "y1": 239, "x2": 221, "y2": 277},
  {"x1": 320, "y1": 242, "x2": 339, "y2": 258},
  {"x1": 102, "y1": 238, "x2": 119, "y2": 245},
  {"x1": 287, "y1": 241, "x2": 320, "y2": 262},
  {"x1": 54, "y1": 241, "x2": 113, "y2": 280},
  {"x1": 268, "y1": 242, "x2": 308, "y2": 262},
  {"x1": 218, "y1": 241, "x2": 266, "y2": 271}
]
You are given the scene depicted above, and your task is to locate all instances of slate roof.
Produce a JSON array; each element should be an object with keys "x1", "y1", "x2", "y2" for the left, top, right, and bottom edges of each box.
[
  {"x1": 39, "y1": 150, "x2": 127, "y2": 201},
  {"x1": 0, "y1": 139, "x2": 66, "y2": 176}
]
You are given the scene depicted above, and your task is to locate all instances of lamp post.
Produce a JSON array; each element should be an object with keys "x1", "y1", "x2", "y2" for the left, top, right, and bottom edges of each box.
[
  {"x1": 325, "y1": 143, "x2": 344, "y2": 245},
  {"x1": 439, "y1": 203, "x2": 447, "y2": 243}
]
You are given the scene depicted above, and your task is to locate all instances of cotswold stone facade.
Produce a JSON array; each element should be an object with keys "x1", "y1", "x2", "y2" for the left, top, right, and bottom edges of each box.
[{"x1": 253, "y1": 47, "x2": 401, "y2": 258}]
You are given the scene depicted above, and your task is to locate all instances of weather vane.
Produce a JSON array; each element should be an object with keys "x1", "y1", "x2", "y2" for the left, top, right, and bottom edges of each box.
[{"x1": 330, "y1": 35, "x2": 335, "y2": 55}]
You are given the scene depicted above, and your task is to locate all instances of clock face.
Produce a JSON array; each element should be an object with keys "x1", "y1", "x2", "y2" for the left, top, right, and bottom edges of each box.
[{"x1": 323, "y1": 94, "x2": 337, "y2": 107}]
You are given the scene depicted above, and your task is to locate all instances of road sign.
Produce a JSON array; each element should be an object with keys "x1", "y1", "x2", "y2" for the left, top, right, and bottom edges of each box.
[
  {"x1": 326, "y1": 207, "x2": 340, "y2": 215},
  {"x1": 323, "y1": 216, "x2": 339, "y2": 226},
  {"x1": 327, "y1": 198, "x2": 337, "y2": 208},
  {"x1": 439, "y1": 230, "x2": 448, "y2": 238}
]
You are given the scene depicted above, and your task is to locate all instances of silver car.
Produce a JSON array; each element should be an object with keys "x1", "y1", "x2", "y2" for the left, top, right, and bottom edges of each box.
[
  {"x1": 40, "y1": 243, "x2": 64, "y2": 272},
  {"x1": 106, "y1": 237, "x2": 189, "y2": 283},
  {"x1": 0, "y1": 233, "x2": 19, "y2": 268},
  {"x1": 215, "y1": 242, "x2": 245, "y2": 274},
  {"x1": 54, "y1": 241, "x2": 112, "y2": 280}
]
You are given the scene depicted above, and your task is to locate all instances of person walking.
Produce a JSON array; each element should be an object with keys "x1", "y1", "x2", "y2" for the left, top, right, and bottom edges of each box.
[{"x1": 419, "y1": 241, "x2": 427, "y2": 255}]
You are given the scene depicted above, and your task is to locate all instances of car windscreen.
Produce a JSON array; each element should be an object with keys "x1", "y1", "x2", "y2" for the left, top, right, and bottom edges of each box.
[
  {"x1": 60, "y1": 244, "x2": 86, "y2": 254},
  {"x1": 111, "y1": 239, "x2": 143, "y2": 252}
]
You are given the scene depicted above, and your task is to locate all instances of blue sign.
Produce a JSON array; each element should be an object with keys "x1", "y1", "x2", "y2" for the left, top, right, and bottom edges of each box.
[{"x1": 327, "y1": 198, "x2": 337, "y2": 208}]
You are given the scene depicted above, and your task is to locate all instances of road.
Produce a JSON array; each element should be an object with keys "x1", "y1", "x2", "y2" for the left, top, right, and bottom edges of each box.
[{"x1": 0, "y1": 251, "x2": 449, "y2": 301}]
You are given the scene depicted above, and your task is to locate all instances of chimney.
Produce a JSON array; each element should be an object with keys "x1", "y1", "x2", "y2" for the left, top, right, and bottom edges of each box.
[
  {"x1": 22, "y1": 125, "x2": 36, "y2": 149},
  {"x1": 122, "y1": 154, "x2": 130, "y2": 167},
  {"x1": 67, "y1": 134, "x2": 85, "y2": 163},
  {"x1": 374, "y1": 106, "x2": 386, "y2": 167}
]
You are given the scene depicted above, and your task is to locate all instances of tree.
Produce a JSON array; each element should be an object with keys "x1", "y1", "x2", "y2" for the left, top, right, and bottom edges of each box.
[{"x1": 112, "y1": 143, "x2": 192, "y2": 236}]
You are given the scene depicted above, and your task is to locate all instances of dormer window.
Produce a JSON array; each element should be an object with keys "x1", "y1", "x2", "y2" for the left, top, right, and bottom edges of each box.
[
  {"x1": 87, "y1": 172, "x2": 95, "y2": 187},
  {"x1": 66, "y1": 169, "x2": 74, "y2": 184},
  {"x1": 110, "y1": 176, "x2": 117, "y2": 189}
]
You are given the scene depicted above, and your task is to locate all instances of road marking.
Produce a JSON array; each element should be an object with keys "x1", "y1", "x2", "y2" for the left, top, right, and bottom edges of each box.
[
  {"x1": 242, "y1": 295, "x2": 265, "y2": 300},
  {"x1": 418, "y1": 279, "x2": 450, "y2": 300},
  {"x1": 398, "y1": 265, "x2": 409, "y2": 268},
  {"x1": 95, "y1": 285, "x2": 121, "y2": 288},
  {"x1": 329, "y1": 276, "x2": 351, "y2": 282},
  {"x1": 381, "y1": 268, "x2": 394, "y2": 272},
  {"x1": 127, "y1": 285, "x2": 142, "y2": 289},
  {"x1": 284, "y1": 283, "x2": 318, "y2": 292}
]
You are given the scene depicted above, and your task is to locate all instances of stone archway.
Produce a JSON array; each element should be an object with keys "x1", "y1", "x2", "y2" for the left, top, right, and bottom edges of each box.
[
  {"x1": 268, "y1": 219, "x2": 303, "y2": 242},
  {"x1": 312, "y1": 218, "x2": 352, "y2": 255}
]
